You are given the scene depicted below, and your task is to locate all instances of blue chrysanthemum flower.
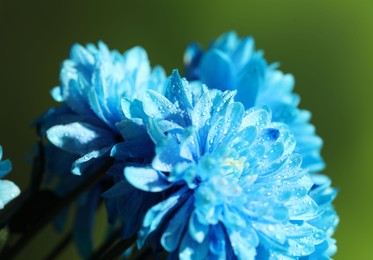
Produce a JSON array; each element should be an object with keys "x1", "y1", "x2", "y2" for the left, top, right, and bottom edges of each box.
[
  {"x1": 120, "y1": 71, "x2": 334, "y2": 259},
  {"x1": 0, "y1": 145, "x2": 20, "y2": 209},
  {"x1": 184, "y1": 31, "x2": 324, "y2": 172},
  {"x1": 42, "y1": 41, "x2": 166, "y2": 175},
  {"x1": 38, "y1": 42, "x2": 166, "y2": 257}
]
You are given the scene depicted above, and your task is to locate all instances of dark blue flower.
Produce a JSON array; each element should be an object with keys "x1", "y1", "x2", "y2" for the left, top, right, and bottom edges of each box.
[
  {"x1": 0, "y1": 145, "x2": 20, "y2": 209},
  {"x1": 119, "y1": 71, "x2": 333, "y2": 259},
  {"x1": 42, "y1": 144, "x2": 105, "y2": 258},
  {"x1": 184, "y1": 31, "x2": 324, "y2": 172}
]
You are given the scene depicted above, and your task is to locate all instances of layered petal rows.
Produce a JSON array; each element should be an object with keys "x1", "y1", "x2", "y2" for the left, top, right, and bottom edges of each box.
[
  {"x1": 42, "y1": 42, "x2": 166, "y2": 175},
  {"x1": 116, "y1": 71, "x2": 335, "y2": 259},
  {"x1": 38, "y1": 42, "x2": 167, "y2": 257},
  {"x1": 184, "y1": 31, "x2": 324, "y2": 172},
  {"x1": 36, "y1": 32, "x2": 338, "y2": 259}
]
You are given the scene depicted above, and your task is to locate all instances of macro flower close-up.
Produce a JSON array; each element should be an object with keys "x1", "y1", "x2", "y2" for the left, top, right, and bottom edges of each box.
[
  {"x1": 1, "y1": 1, "x2": 372, "y2": 259},
  {"x1": 42, "y1": 42, "x2": 166, "y2": 175},
  {"x1": 35, "y1": 42, "x2": 168, "y2": 257},
  {"x1": 116, "y1": 70, "x2": 337, "y2": 259}
]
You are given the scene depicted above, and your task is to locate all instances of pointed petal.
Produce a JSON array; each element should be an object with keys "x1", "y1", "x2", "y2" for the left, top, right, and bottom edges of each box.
[
  {"x1": 165, "y1": 70, "x2": 193, "y2": 113},
  {"x1": 142, "y1": 90, "x2": 177, "y2": 119}
]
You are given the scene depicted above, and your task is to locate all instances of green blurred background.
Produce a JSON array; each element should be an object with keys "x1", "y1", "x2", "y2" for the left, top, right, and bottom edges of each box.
[{"x1": 0, "y1": 0, "x2": 372, "y2": 259}]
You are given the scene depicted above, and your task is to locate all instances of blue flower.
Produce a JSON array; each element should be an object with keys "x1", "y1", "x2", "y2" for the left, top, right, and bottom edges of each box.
[
  {"x1": 0, "y1": 145, "x2": 20, "y2": 209},
  {"x1": 38, "y1": 42, "x2": 166, "y2": 257},
  {"x1": 42, "y1": 42, "x2": 166, "y2": 175},
  {"x1": 121, "y1": 71, "x2": 333, "y2": 259},
  {"x1": 184, "y1": 31, "x2": 324, "y2": 172}
]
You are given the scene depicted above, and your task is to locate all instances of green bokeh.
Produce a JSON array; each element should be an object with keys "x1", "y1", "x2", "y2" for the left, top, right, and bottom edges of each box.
[{"x1": 0, "y1": 1, "x2": 372, "y2": 259}]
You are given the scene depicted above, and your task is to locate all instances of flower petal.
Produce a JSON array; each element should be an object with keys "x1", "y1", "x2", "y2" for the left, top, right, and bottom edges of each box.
[
  {"x1": 161, "y1": 197, "x2": 194, "y2": 251},
  {"x1": 0, "y1": 180, "x2": 20, "y2": 209},
  {"x1": 71, "y1": 146, "x2": 111, "y2": 175},
  {"x1": 125, "y1": 167, "x2": 172, "y2": 192},
  {"x1": 199, "y1": 49, "x2": 234, "y2": 91},
  {"x1": 47, "y1": 122, "x2": 116, "y2": 155}
]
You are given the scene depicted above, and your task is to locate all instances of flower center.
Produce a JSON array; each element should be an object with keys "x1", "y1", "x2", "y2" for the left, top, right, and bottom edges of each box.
[
  {"x1": 221, "y1": 157, "x2": 246, "y2": 177},
  {"x1": 197, "y1": 146, "x2": 247, "y2": 182}
]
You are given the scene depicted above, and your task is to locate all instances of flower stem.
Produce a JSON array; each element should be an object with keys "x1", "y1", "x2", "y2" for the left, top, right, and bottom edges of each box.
[{"x1": 0, "y1": 159, "x2": 113, "y2": 259}]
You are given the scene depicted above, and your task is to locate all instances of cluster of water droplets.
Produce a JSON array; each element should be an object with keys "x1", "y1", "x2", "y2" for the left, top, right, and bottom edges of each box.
[{"x1": 113, "y1": 68, "x2": 335, "y2": 259}]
